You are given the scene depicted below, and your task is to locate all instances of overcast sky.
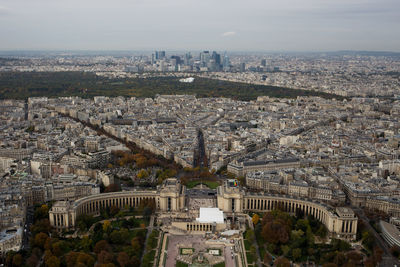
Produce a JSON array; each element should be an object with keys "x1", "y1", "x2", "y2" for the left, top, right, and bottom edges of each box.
[{"x1": 0, "y1": 0, "x2": 399, "y2": 51}]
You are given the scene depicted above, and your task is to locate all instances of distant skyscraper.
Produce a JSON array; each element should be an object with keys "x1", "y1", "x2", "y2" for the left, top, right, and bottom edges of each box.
[
  {"x1": 200, "y1": 51, "x2": 210, "y2": 67},
  {"x1": 261, "y1": 59, "x2": 266, "y2": 67},
  {"x1": 171, "y1": 55, "x2": 182, "y2": 65},
  {"x1": 240, "y1": 62, "x2": 246, "y2": 72},
  {"x1": 159, "y1": 51, "x2": 166, "y2": 59},
  {"x1": 212, "y1": 51, "x2": 221, "y2": 64},
  {"x1": 212, "y1": 51, "x2": 222, "y2": 71},
  {"x1": 184, "y1": 52, "x2": 192, "y2": 66},
  {"x1": 155, "y1": 51, "x2": 165, "y2": 60},
  {"x1": 223, "y1": 52, "x2": 230, "y2": 72}
]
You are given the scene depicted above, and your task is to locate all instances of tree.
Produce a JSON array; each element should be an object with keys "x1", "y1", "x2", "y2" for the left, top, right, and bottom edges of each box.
[
  {"x1": 104, "y1": 184, "x2": 119, "y2": 193},
  {"x1": 30, "y1": 219, "x2": 51, "y2": 235},
  {"x1": 252, "y1": 214, "x2": 260, "y2": 225},
  {"x1": 34, "y1": 232, "x2": 49, "y2": 249},
  {"x1": 110, "y1": 230, "x2": 123, "y2": 244},
  {"x1": 131, "y1": 237, "x2": 142, "y2": 251},
  {"x1": 34, "y1": 204, "x2": 49, "y2": 220},
  {"x1": 26, "y1": 254, "x2": 39, "y2": 267},
  {"x1": 264, "y1": 252, "x2": 272, "y2": 266},
  {"x1": 137, "y1": 169, "x2": 149, "y2": 179},
  {"x1": 262, "y1": 221, "x2": 289, "y2": 245},
  {"x1": 12, "y1": 254, "x2": 23, "y2": 267},
  {"x1": 97, "y1": 250, "x2": 113, "y2": 264},
  {"x1": 77, "y1": 253, "x2": 95, "y2": 267},
  {"x1": 292, "y1": 248, "x2": 302, "y2": 261},
  {"x1": 52, "y1": 240, "x2": 69, "y2": 257},
  {"x1": 347, "y1": 251, "x2": 362, "y2": 265},
  {"x1": 331, "y1": 238, "x2": 351, "y2": 251},
  {"x1": 281, "y1": 245, "x2": 290, "y2": 256},
  {"x1": 110, "y1": 205, "x2": 120, "y2": 216},
  {"x1": 79, "y1": 236, "x2": 93, "y2": 252},
  {"x1": 65, "y1": 252, "x2": 79, "y2": 267},
  {"x1": 94, "y1": 240, "x2": 111, "y2": 254},
  {"x1": 362, "y1": 231, "x2": 374, "y2": 251},
  {"x1": 245, "y1": 229, "x2": 255, "y2": 243},
  {"x1": 103, "y1": 220, "x2": 111, "y2": 232},
  {"x1": 45, "y1": 255, "x2": 60, "y2": 267},
  {"x1": 76, "y1": 214, "x2": 95, "y2": 231},
  {"x1": 129, "y1": 255, "x2": 140, "y2": 266},
  {"x1": 274, "y1": 257, "x2": 290, "y2": 267},
  {"x1": 316, "y1": 224, "x2": 328, "y2": 238},
  {"x1": 117, "y1": 252, "x2": 130, "y2": 267}
]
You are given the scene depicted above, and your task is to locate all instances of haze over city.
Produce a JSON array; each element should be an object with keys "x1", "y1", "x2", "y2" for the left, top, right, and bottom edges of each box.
[
  {"x1": 2, "y1": 0, "x2": 400, "y2": 267},
  {"x1": 0, "y1": 0, "x2": 399, "y2": 51}
]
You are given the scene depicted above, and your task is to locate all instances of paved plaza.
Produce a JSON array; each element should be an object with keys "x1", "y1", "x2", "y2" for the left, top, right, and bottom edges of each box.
[{"x1": 165, "y1": 235, "x2": 233, "y2": 267}]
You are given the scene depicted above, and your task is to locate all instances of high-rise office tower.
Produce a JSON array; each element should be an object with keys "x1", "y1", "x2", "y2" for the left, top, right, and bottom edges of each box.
[
  {"x1": 200, "y1": 51, "x2": 210, "y2": 67},
  {"x1": 155, "y1": 51, "x2": 165, "y2": 60},
  {"x1": 212, "y1": 51, "x2": 222, "y2": 71},
  {"x1": 240, "y1": 62, "x2": 246, "y2": 72},
  {"x1": 184, "y1": 52, "x2": 192, "y2": 66},
  {"x1": 261, "y1": 59, "x2": 266, "y2": 67},
  {"x1": 223, "y1": 52, "x2": 230, "y2": 71},
  {"x1": 171, "y1": 56, "x2": 182, "y2": 65}
]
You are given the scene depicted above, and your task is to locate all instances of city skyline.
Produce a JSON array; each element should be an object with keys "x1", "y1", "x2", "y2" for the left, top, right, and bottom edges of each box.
[{"x1": 0, "y1": 0, "x2": 399, "y2": 51}]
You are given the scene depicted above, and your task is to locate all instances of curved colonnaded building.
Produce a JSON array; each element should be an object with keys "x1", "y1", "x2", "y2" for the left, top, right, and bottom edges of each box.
[{"x1": 49, "y1": 178, "x2": 357, "y2": 240}]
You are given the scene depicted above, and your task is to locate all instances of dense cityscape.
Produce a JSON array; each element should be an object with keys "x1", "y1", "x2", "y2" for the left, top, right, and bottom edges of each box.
[
  {"x1": 0, "y1": 0, "x2": 399, "y2": 265},
  {"x1": 1, "y1": 51, "x2": 399, "y2": 97},
  {"x1": 0, "y1": 50, "x2": 400, "y2": 266}
]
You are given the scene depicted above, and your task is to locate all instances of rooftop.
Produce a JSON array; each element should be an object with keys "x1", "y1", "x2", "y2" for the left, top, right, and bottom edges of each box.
[{"x1": 196, "y1": 207, "x2": 224, "y2": 224}]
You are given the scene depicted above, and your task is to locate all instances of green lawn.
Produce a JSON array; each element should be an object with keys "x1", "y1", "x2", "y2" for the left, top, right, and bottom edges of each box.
[
  {"x1": 246, "y1": 252, "x2": 256, "y2": 265},
  {"x1": 213, "y1": 263, "x2": 225, "y2": 267},
  {"x1": 244, "y1": 239, "x2": 251, "y2": 250},
  {"x1": 185, "y1": 180, "x2": 220, "y2": 189}
]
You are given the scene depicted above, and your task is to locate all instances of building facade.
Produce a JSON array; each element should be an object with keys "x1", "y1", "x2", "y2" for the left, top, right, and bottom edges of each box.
[{"x1": 49, "y1": 178, "x2": 357, "y2": 240}]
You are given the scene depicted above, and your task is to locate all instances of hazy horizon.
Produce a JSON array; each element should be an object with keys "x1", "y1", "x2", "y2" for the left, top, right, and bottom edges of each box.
[{"x1": 0, "y1": 0, "x2": 399, "y2": 51}]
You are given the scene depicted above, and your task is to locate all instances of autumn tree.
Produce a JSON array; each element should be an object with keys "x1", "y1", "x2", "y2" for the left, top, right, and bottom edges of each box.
[
  {"x1": 26, "y1": 254, "x2": 39, "y2": 267},
  {"x1": 77, "y1": 253, "x2": 95, "y2": 267},
  {"x1": 30, "y1": 219, "x2": 51, "y2": 235},
  {"x1": 263, "y1": 252, "x2": 272, "y2": 266},
  {"x1": 274, "y1": 257, "x2": 290, "y2": 267},
  {"x1": 262, "y1": 221, "x2": 289, "y2": 245},
  {"x1": 97, "y1": 250, "x2": 113, "y2": 265},
  {"x1": 117, "y1": 252, "x2": 130, "y2": 267},
  {"x1": 12, "y1": 254, "x2": 23, "y2": 267},
  {"x1": 94, "y1": 240, "x2": 111, "y2": 254},
  {"x1": 137, "y1": 169, "x2": 149, "y2": 179},
  {"x1": 104, "y1": 184, "x2": 120, "y2": 193},
  {"x1": 131, "y1": 237, "x2": 142, "y2": 251},
  {"x1": 292, "y1": 248, "x2": 302, "y2": 261},
  {"x1": 45, "y1": 255, "x2": 60, "y2": 267},
  {"x1": 34, "y1": 204, "x2": 49, "y2": 220},
  {"x1": 102, "y1": 220, "x2": 111, "y2": 233},
  {"x1": 131, "y1": 256, "x2": 140, "y2": 266},
  {"x1": 252, "y1": 214, "x2": 260, "y2": 225},
  {"x1": 34, "y1": 232, "x2": 49, "y2": 249}
]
